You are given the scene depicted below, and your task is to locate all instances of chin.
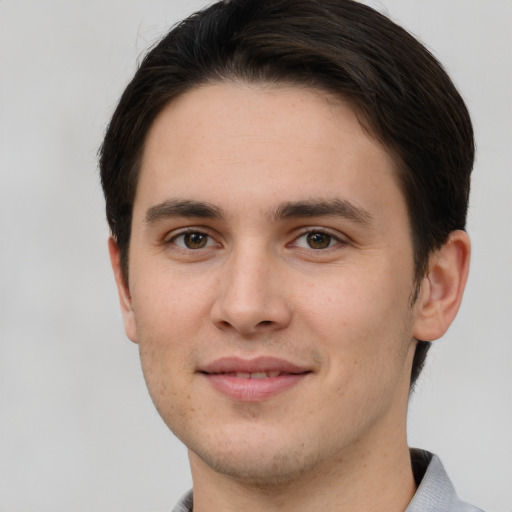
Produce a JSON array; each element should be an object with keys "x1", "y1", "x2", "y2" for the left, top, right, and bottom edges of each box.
[
  {"x1": 197, "y1": 448, "x2": 320, "y2": 486},
  {"x1": 184, "y1": 425, "x2": 331, "y2": 487}
]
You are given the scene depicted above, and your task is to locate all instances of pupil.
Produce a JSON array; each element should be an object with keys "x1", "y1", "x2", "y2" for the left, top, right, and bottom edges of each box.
[
  {"x1": 307, "y1": 232, "x2": 331, "y2": 249},
  {"x1": 184, "y1": 233, "x2": 207, "y2": 249}
]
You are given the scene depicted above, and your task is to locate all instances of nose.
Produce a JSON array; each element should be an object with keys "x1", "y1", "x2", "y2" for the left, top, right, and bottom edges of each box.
[{"x1": 210, "y1": 246, "x2": 292, "y2": 336}]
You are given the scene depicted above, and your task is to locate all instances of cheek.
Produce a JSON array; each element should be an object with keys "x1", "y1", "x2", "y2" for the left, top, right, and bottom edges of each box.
[
  {"x1": 298, "y1": 265, "x2": 413, "y2": 365},
  {"x1": 129, "y1": 271, "x2": 205, "y2": 390},
  {"x1": 131, "y1": 263, "x2": 212, "y2": 339},
  {"x1": 297, "y1": 270, "x2": 415, "y2": 428},
  {"x1": 134, "y1": 308, "x2": 197, "y2": 430}
]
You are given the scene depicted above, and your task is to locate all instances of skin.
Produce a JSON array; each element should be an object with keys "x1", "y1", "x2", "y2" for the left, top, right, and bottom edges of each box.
[{"x1": 109, "y1": 82, "x2": 470, "y2": 512}]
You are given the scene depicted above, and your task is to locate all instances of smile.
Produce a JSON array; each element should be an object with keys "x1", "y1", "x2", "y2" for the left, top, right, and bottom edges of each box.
[
  {"x1": 219, "y1": 371, "x2": 281, "y2": 379},
  {"x1": 199, "y1": 357, "x2": 311, "y2": 402}
]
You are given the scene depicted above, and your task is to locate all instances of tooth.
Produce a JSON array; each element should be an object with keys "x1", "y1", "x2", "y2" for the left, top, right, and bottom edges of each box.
[
  {"x1": 267, "y1": 370, "x2": 280, "y2": 378},
  {"x1": 251, "y1": 372, "x2": 268, "y2": 379},
  {"x1": 235, "y1": 372, "x2": 251, "y2": 378}
]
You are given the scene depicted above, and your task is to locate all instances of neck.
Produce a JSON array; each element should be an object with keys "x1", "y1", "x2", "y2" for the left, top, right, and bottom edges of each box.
[{"x1": 189, "y1": 431, "x2": 416, "y2": 512}]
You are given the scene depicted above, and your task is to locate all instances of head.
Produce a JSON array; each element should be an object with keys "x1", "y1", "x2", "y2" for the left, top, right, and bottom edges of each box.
[
  {"x1": 100, "y1": 0, "x2": 474, "y2": 486},
  {"x1": 100, "y1": 1, "x2": 473, "y2": 481}
]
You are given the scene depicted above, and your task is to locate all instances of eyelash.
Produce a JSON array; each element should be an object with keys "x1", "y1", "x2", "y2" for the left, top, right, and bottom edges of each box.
[
  {"x1": 167, "y1": 229, "x2": 219, "y2": 250},
  {"x1": 290, "y1": 228, "x2": 345, "y2": 251},
  {"x1": 166, "y1": 227, "x2": 346, "y2": 252}
]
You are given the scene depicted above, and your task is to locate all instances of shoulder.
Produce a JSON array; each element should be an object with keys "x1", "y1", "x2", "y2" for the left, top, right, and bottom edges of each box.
[
  {"x1": 170, "y1": 490, "x2": 193, "y2": 512},
  {"x1": 407, "y1": 449, "x2": 484, "y2": 512}
]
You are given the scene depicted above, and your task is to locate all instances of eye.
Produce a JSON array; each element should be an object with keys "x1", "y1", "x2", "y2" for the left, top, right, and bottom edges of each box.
[
  {"x1": 170, "y1": 231, "x2": 216, "y2": 250},
  {"x1": 293, "y1": 230, "x2": 341, "y2": 250}
]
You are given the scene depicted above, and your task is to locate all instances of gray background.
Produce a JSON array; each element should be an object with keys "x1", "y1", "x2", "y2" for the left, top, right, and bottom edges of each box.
[{"x1": 0, "y1": 1, "x2": 510, "y2": 511}]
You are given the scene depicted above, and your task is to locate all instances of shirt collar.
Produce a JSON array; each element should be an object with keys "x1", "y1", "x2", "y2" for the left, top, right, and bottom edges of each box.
[{"x1": 171, "y1": 449, "x2": 482, "y2": 512}]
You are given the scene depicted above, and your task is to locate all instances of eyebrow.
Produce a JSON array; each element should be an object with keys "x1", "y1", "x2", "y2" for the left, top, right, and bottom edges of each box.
[
  {"x1": 273, "y1": 198, "x2": 373, "y2": 225},
  {"x1": 144, "y1": 199, "x2": 224, "y2": 224},
  {"x1": 143, "y1": 197, "x2": 373, "y2": 226}
]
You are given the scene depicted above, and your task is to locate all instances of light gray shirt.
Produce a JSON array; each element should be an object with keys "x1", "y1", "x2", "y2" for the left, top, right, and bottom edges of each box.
[{"x1": 171, "y1": 449, "x2": 483, "y2": 512}]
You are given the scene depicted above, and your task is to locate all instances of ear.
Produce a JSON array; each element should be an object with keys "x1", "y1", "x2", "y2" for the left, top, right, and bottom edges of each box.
[
  {"x1": 413, "y1": 230, "x2": 471, "y2": 342},
  {"x1": 108, "y1": 237, "x2": 138, "y2": 343}
]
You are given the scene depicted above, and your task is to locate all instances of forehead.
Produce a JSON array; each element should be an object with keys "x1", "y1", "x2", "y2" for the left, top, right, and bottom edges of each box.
[{"x1": 136, "y1": 82, "x2": 405, "y2": 222}]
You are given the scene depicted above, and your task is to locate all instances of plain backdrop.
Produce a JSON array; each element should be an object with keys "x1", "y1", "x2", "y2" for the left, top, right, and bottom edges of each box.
[{"x1": 0, "y1": 1, "x2": 510, "y2": 511}]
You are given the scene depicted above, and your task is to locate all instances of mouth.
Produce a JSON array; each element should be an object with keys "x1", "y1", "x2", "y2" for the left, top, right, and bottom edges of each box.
[
  {"x1": 212, "y1": 370, "x2": 285, "y2": 379},
  {"x1": 199, "y1": 356, "x2": 311, "y2": 402}
]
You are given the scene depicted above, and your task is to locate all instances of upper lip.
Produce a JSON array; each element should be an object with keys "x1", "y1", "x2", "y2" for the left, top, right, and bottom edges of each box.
[{"x1": 200, "y1": 356, "x2": 310, "y2": 374}]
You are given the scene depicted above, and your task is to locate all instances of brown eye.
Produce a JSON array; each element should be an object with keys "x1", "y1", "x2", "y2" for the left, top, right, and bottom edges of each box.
[
  {"x1": 171, "y1": 231, "x2": 214, "y2": 250},
  {"x1": 306, "y1": 232, "x2": 332, "y2": 249},
  {"x1": 183, "y1": 232, "x2": 209, "y2": 249}
]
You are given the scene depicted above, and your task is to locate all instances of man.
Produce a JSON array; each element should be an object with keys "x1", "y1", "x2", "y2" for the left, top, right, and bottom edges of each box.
[{"x1": 99, "y1": 1, "x2": 481, "y2": 510}]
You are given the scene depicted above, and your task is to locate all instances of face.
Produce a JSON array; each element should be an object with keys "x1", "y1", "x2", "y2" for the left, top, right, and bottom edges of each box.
[{"x1": 114, "y1": 83, "x2": 423, "y2": 484}]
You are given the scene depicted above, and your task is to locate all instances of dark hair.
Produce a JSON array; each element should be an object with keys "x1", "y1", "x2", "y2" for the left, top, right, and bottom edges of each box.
[{"x1": 99, "y1": 0, "x2": 474, "y2": 386}]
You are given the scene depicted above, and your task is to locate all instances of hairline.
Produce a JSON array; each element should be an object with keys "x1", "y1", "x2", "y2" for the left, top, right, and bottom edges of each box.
[{"x1": 122, "y1": 77, "x2": 419, "y2": 277}]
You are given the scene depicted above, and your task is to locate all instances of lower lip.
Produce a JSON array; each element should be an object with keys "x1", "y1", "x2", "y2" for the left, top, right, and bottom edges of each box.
[{"x1": 203, "y1": 373, "x2": 308, "y2": 402}]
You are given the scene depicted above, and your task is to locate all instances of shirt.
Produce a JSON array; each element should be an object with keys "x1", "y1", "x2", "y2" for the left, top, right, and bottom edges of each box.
[{"x1": 171, "y1": 449, "x2": 484, "y2": 512}]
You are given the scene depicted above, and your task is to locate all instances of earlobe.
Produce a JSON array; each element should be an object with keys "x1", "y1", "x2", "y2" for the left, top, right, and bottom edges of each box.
[
  {"x1": 108, "y1": 237, "x2": 138, "y2": 343},
  {"x1": 413, "y1": 230, "x2": 471, "y2": 342}
]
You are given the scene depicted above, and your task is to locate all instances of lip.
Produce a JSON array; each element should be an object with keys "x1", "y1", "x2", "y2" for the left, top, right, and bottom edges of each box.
[
  {"x1": 199, "y1": 356, "x2": 311, "y2": 402},
  {"x1": 201, "y1": 356, "x2": 309, "y2": 374}
]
